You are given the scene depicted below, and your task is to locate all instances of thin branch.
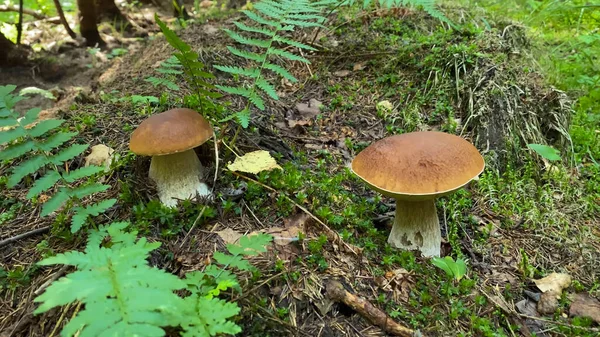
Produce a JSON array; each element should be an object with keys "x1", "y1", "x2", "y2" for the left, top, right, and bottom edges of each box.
[
  {"x1": 0, "y1": 5, "x2": 46, "y2": 20},
  {"x1": 52, "y1": 0, "x2": 77, "y2": 39},
  {"x1": 16, "y1": 0, "x2": 23, "y2": 45},
  {"x1": 0, "y1": 226, "x2": 50, "y2": 248}
]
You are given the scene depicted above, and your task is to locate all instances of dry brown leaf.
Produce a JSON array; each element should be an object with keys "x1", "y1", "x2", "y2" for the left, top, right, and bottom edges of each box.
[
  {"x1": 533, "y1": 273, "x2": 572, "y2": 293},
  {"x1": 288, "y1": 119, "x2": 312, "y2": 128},
  {"x1": 569, "y1": 293, "x2": 600, "y2": 323},
  {"x1": 295, "y1": 98, "x2": 322, "y2": 118},
  {"x1": 216, "y1": 228, "x2": 243, "y2": 245},
  {"x1": 333, "y1": 70, "x2": 351, "y2": 77},
  {"x1": 353, "y1": 63, "x2": 366, "y2": 71}
]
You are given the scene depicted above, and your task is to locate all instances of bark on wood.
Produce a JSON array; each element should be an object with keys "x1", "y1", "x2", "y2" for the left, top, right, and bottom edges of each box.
[
  {"x1": 0, "y1": 5, "x2": 46, "y2": 19},
  {"x1": 325, "y1": 279, "x2": 421, "y2": 337},
  {"x1": 77, "y1": 0, "x2": 105, "y2": 47}
]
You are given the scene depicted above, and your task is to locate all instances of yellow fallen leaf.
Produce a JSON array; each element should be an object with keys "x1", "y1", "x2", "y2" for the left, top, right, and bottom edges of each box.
[
  {"x1": 227, "y1": 150, "x2": 282, "y2": 174},
  {"x1": 533, "y1": 272, "x2": 572, "y2": 293}
]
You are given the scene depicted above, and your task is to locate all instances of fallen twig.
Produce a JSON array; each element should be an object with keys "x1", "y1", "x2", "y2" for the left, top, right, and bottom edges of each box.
[
  {"x1": 0, "y1": 226, "x2": 50, "y2": 248},
  {"x1": 325, "y1": 279, "x2": 421, "y2": 337}
]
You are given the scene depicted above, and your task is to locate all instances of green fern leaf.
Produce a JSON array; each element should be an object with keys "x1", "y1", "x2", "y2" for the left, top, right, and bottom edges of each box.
[
  {"x1": 282, "y1": 18, "x2": 324, "y2": 27},
  {"x1": 27, "y1": 171, "x2": 61, "y2": 199},
  {"x1": 273, "y1": 35, "x2": 317, "y2": 51},
  {"x1": 180, "y1": 296, "x2": 242, "y2": 337},
  {"x1": 37, "y1": 131, "x2": 78, "y2": 152},
  {"x1": 242, "y1": 10, "x2": 281, "y2": 28},
  {"x1": 256, "y1": 78, "x2": 279, "y2": 100},
  {"x1": 7, "y1": 155, "x2": 48, "y2": 187},
  {"x1": 69, "y1": 183, "x2": 111, "y2": 200},
  {"x1": 155, "y1": 14, "x2": 191, "y2": 52},
  {"x1": 21, "y1": 107, "x2": 42, "y2": 126},
  {"x1": 236, "y1": 110, "x2": 251, "y2": 128},
  {"x1": 213, "y1": 252, "x2": 253, "y2": 271},
  {"x1": 49, "y1": 144, "x2": 89, "y2": 165},
  {"x1": 41, "y1": 188, "x2": 69, "y2": 216},
  {"x1": 0, "y1": 140, "x2": 34, "y2": 161},
  {"x1": 27, "y1": 119, "x2": 64, "y2": 138},
  {"x1": 226, "y1": 46, "x2": 266, "y2": 62},
  {"x1": 0, "y1": 117, "x2": 18, "y2": 128},
  {"x1": 71, "y1": 199, "x2": 117, "y2": 233},
  {"x1": 222, "y1": 29, "x2": 271, "y2": 48},
  {"x1": 263, "y1": 63, "x2": 298, "y2": 82},
  {"x1": 0, "y1": 127, "x2": 26, "y2": 145},
  {"x1": 248, "y1": 91, "x2": 265, "y2": 110},
  {"x1": 268, "y1": 47, "x2": 310, "y2": 63},
  {"x1": 213, "y1": 65, "x2": 261, "y2": 78},
  {"x1": 62, "y1": 166, "x2": 106, "y2": 183},
  {"x1": 215, "y1": 85, "x2": 253, "y2": 97},
  {"x1": 232, "y1": 21, "x2": 275, "y2": 37}
]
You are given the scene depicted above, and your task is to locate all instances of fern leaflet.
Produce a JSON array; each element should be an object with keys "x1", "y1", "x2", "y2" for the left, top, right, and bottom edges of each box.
[
  {"x1": 0, "y1": 85, "x2": 116, "y2": 232},
  {"x1": 215, "y1": 0, "x2": 333, "y2": 128}
]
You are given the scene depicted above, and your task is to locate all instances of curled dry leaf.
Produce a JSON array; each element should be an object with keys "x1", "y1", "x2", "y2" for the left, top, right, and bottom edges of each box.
[{"x1": 533, "y1": 272, "x2": 572, "y2": 293}]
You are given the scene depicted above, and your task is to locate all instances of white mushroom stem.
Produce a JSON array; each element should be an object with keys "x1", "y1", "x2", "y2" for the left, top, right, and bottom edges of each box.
[
  {"x1": 387, "y1": 198, "x2": 441, "y2": 257},
  {"x1": 148, "y1": 149, "x2": 210, "y2": 208}
]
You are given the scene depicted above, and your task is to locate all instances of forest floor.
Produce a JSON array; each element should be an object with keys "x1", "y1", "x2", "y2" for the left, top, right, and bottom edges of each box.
[{"x1": 1, "y1": 1, "x2": 599, "y2": 337}]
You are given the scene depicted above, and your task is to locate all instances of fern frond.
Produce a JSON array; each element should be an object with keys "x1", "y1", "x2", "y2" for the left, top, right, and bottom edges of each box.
[
  {"x1": 213, "y1": 65, "x2": 261, "y2": 78},
  {"x1": 49, "y1": 144, "x2": 89, "y2": 166},
  {"x1": 272, "y1": 35, "x2": 317, "y2": 51},
  {"x1": 28, "y1": 119, "x2": 65, "y2": 137},
  {"x1": 256, "y1": 78, "x2": 279, "y2": 100},
  {"x1": 0, "y1": 117, "x2": 18, "y2": 128},
  {"x1": 268, "y1": 47, "x2": 310, "y2": 63},
  {"x1": 0, "y1": 140, "x2": 34, "y2": 161},
  {"x1": 236, "y1": 110, "x2": 251, "y2": 128},
  {"x1": 215, "y1": 85, "x2": 253, "y2": 97},
  {"x1": 21, "y1": 107, "x2": 42, "y2": 125},
  {"x1": 263, "y1": 63, "x2": 297, "y2": 82},
  {"x1": 7, "y1": 155, "x2": 48, "y2": 187},
  {"x1": 27, "y1": 171, "x2": 61, "y2": 199},
  {"x1": 69, "y1": 183, "x2": 111, "y2": 200},
  {"x1": 0, "y1": 127, "x2": 26, "y2": 145},
  {"x1": 232, "y1": 21, "x2": 275, "y2": 37},
  {"x1": 242, "y1": 10, "x2": 280, "y2": 28},
  {"x1": 34, "y1": 222, "x2": 187, "y2": 337},
  {"x1": 71, "y1": 199, "x2": 117, "y2": 233},
  {"x1": 38, "y1": 132, "x2": 78, "y2": 152},
  {"x1": 222, "y1": 29, "x2": 271, "y2": 48},
  {"x1": 41, "y1": 188, "x2": 69, "y2": 216},
  {"x1": 62, "y1": 166, "x2": 106, "y2": 183},
  {"x1": 227, "y1": 46, "x2": 266, "y2": 62}
]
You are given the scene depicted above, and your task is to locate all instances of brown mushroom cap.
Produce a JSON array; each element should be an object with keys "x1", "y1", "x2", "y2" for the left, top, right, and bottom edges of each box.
[
  {"x1": 351, "y1": 131, "x2": 485, "y2": 200},
  {"x1": 129, "y1": 108, "x2": 213, "y2": 156}
]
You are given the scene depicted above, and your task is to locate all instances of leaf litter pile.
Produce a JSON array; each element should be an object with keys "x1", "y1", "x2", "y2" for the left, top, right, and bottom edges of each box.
[{"x1": 1, "y1": 4, "x2": 599, "y2": 337}]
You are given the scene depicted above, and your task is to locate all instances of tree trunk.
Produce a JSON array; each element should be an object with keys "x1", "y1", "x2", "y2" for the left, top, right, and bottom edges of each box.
[
  {"x1": 96, "y1": 0, "x2": 132, "y2": 32},
  {"x1": 77, "y1": 0, "x2": 105, "y2": 47}
]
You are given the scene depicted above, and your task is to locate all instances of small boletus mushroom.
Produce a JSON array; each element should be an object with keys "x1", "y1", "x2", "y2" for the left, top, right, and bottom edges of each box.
[
  {"x1": 129, "y1": 108, "x2": 214, "y2": 207},
  {"x1": 351, "y1": 131, "x2": 484, "y2": 257}
]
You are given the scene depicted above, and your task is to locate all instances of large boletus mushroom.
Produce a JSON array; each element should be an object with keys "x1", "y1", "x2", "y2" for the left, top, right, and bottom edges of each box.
[
  {"x1": 351, "y1": 131, "x2": 485, "y2": 257},
  {"x1": 129, "y1": 108, "x2": 214, "y2": 207}
]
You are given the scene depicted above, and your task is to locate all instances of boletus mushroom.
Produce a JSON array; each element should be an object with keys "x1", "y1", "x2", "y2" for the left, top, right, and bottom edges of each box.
[
  {"x1": 129, "y1": 108, "x2": 214, "y2": 207},
  {"x1": 351, "y1": 131, "x2": 484, "y2": 257}
]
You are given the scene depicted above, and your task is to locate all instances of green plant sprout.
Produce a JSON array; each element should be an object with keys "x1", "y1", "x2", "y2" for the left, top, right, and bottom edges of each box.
[{"x1": 431, "y1": 256, "x2": 468, "y2": 281}]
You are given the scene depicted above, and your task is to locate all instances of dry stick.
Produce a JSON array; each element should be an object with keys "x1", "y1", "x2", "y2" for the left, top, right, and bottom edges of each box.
[
  {"x1": 230, "y1": 171, "x2": 361, "y2": 256},
  {"x1": 0, "y1": 5, "x2": 46, "y2": 19},
  {"x1": 51, "y1": 0, "x2": 76, "y2": 39},
  {"x1": 34, "y1": 265, "x2": 68, "y2": 295},
  {"x1": 325, "y1": 280, "x2": 420, "y2": 337},
  {"x1": 0, "y1": 226, "x2": 50, "y2": 248}
]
